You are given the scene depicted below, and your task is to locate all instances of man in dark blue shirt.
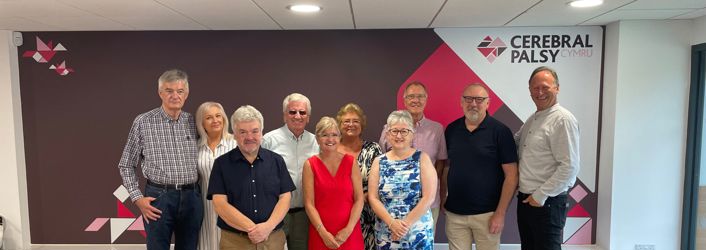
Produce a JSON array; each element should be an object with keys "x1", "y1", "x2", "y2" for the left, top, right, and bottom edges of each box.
[
  {"x1": 442, "y1": 84, "x2": 518, "y2": 250},
  {"x1": 208, "y1": 105, "x2": 296, "y2": 249}
]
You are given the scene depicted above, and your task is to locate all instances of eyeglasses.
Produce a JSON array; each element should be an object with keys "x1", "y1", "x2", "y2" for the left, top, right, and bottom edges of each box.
[
  {"x1": 404, "y1": 94, "x2": 427, "y2": 100},
  {"x1": 388, "y1": 128, "x2": 412, "y2": 137},
  {"x1": 462, "y1": 96, "x2": 488, "y2": 104},
  {"x1": 288, "y1": 110, "x2": 308, "y2": 116},
  {"x1": 342, "y1": 119, "x2": 361, "y2": 126}
]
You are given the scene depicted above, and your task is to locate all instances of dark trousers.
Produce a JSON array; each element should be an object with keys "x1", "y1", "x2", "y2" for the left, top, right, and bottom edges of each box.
[
  {"x1": 516, "y1": 192, "x2": 568, "y2": 250},
  {"x1": 144, "y1": 183, "x2": 204, "y2": 250}
]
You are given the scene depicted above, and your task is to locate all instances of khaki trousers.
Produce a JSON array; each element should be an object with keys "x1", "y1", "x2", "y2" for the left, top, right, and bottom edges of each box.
[
  {"x1": 220, "y1": 229, "x2": 286, "y2": 250},
  {"x1": 445, "y1": 211, "x2": 501, "y2": 250}
]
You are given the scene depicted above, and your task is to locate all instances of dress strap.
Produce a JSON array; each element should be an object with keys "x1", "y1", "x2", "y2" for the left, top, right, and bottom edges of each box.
[{"x1": 412, "y1": 150, "x2": 422, "y2": 161}]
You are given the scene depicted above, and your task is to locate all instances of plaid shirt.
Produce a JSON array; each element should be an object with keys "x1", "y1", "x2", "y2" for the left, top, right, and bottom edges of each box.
[{"x1": 119, "y1": 107, "x2": 199, "y2": 201}]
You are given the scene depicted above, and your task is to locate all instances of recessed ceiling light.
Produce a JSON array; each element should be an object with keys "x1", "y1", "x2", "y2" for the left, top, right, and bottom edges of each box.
[
  {"x1": 568, "y1": 0, "x2": 603, "y2": 8},
  {"x1": 287, "y1": 4, "x2": 322, "y2": 13}
]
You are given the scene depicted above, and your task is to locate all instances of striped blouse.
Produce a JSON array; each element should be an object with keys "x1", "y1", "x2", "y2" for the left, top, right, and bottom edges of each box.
[{"x1": 197, "y1": 137, "x2": 237, "y2": 250}]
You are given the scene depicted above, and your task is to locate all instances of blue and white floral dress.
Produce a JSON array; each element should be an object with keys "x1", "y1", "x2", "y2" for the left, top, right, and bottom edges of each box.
[{"x1": 375, "y1": 150, "x2": 433, "y2": 250}]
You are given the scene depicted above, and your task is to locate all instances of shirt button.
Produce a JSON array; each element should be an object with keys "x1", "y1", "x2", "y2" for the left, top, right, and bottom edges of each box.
[
  {"x1": 253, "y1": 194, "x2": 256, "y2": 197},
  {"x1": 254, "y1": 210, "x2": 258, "y2": 213},
  {"x1": 252, "y1": 180, "x2": 255, "y2": 183}
]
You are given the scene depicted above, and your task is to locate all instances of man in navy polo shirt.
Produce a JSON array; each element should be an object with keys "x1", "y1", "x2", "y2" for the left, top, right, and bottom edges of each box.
[
  {"x1": 442, "y1": 84, "x2": 518, "y2": 250},
  {"x1": 208, "y1": 105, "x2": 296, "y2": 249}
]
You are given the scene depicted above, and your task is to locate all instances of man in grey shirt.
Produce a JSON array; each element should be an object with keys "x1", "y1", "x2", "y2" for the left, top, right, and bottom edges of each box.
[
  {"x1": 118, "y1": 69, "x2": 202, "y2": 250},
  {"x1": 515, "y1": 66, "x2": 580, "y2": 250}
]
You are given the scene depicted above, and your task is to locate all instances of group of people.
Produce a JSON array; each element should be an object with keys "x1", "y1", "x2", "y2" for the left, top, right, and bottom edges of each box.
[{"x1": 118, "y1": 66, "x2": 580, "y2": 250}]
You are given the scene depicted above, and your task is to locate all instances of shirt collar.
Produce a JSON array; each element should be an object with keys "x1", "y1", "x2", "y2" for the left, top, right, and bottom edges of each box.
[
  {"x1": 414, "y1": 115, "x2": 427, "y2": 128},
  {"x1": 158, "y1": 106, "x2": 183, "y2": 122},
  {"x1": 231, "y1": 147, "x2": 264, "y2": 163},
  {"x1": 282, "y1": 125, "x2": 307, "y2": 141},
  {"x1": 535, "y1": 103, "x2": 561, "y2": 117}
]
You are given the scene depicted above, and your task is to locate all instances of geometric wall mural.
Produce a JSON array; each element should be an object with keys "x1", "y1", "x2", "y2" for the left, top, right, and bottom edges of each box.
[
  {"x1": 21, "y1": 36, "x2": 74, "y2": 76},
  {"x1": 84, "y1": 185, "x2": 145, "y2": 243}
]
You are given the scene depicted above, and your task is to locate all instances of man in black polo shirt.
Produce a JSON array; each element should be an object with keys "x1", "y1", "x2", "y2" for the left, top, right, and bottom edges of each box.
[
  {"x1": 442, "y1": 84, "x2": 518, "y2": 250},
  {"x1": 208, "y1": 105, "x2": 296, "y2": 249}
]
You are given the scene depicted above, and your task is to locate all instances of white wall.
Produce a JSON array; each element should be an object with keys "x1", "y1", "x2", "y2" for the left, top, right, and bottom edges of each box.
[
  {"x1": 694, "y1": 15, "x2": 706, "y2": 45},
  {"x1": 0, "y1": 30, "x2": 30, "y2": 250},
  {"x1": 599, "y1": 20, "x2": 691, "y2": 250}
]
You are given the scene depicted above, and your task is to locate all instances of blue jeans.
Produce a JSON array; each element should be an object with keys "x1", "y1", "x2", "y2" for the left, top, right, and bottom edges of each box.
[
  {"x1": 144, "y1": 184, "x2": 204, "y2": 250},
  {"x1": 517, "y1": 192, "x2": 568, "y2": 250}
]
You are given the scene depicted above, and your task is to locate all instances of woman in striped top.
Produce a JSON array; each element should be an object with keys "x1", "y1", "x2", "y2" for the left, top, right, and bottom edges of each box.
[{"x1": 195, "y1": 102, "x2": 237, "y2": 250}]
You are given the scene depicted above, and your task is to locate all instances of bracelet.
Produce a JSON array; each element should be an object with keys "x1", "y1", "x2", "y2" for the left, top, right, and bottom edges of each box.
[{"x1": 316, "y1": 224, "x2": 323, "y2": 230}]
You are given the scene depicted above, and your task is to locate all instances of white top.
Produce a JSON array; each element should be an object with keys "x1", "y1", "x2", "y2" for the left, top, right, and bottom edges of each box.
[
  {"x1": 262, "y1": 125, "x2": 319, "y2": 208},
  {"x1": 197, "y1": 137, "x2": 237, "y2": 250},
  {"x1": 516, "y1": 104, "x2": 580, "y2": 206}
]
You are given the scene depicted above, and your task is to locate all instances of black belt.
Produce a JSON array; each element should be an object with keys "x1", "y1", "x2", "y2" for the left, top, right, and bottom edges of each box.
[
  {"x1": 147, "y1": 180, "x2": 196, "y2": 190},
  {"x1": 288, "y1": 207, "x2": 304, "y2": 214}
]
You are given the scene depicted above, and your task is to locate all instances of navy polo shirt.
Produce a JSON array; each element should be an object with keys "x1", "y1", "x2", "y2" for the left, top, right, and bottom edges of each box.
[
  {"x1": 207, "y1": 147, "x2": 295, "y2": 233},
  {"x1": 444, "y1": 113, "x2": 518, "y2": 215}
]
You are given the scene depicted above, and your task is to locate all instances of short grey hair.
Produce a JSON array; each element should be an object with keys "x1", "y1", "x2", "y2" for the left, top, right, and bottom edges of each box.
[
  {"x1": 315, "y1": 116, "x2": 340, "y2": 137},
  {"x1": 158, "y1": 69, "x2": 189, "y2": 90},
  {"x1": 386, "y1": 110, "x2": 415, "y2": 133},
  {"x1": 231, "y1": 105, "x2": 264, "y2": 131},
  {"x1": 195, "y1": 102, "x2": 232, "y2": 146},
  {"x1": 282, "y1": 93, "x2": 312, "y2": 114},
  {"x1": 529, "y1": 66, "x2": 559, "y2": 87}
]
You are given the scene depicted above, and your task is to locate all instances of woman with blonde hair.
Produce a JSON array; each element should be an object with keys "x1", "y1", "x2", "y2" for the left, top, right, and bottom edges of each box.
[
  {"x1": 303, "y1": 116, "x2": 365, "y2": 249},
  {"x1": 195, "y1": 101, "x2": 237, "y2": 250}
]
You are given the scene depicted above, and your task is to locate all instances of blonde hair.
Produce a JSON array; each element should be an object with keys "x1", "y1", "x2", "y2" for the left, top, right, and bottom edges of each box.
[
  {"x1": 315, "y1": 116, "x2": 340, "y2": 137},
  {"x1": 336, "y1": 103, "x2": 367, "y2": 131},
  {"x1": 195, "y1": 102, "x2": 232, "y2": 146}
]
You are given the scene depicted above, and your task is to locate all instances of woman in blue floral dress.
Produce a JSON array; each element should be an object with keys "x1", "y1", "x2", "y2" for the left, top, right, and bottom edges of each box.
[{"x1": 368, "y1": 110, "x2": 437, "y2": 249}]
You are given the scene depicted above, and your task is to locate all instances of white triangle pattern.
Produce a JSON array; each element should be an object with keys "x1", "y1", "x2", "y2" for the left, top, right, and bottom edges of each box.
[
  {"x1": 110, "y1": 218, "x2": 134, "y2": 243},
  {"x1": 563, "y1": 217, "x2": 590, "y2": 242}
]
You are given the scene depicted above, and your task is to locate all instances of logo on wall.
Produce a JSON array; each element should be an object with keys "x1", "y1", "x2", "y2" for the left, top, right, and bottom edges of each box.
[
  {"x1": 22, "y1": 36, "x2": 74, "y2": 76},
  {"x1": 476, "y1": 36, "x2": 507, "y2": 63},
  {"x1": 476, "y1": 34, "x2": 595, "y2": 64}
]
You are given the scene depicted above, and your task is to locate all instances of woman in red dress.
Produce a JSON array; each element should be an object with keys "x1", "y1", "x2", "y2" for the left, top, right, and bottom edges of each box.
[{"x1": 303, "y1": 116, "x2": 365, "y2": 249}]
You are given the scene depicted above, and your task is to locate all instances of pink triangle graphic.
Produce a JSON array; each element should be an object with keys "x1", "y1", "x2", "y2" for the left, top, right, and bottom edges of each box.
[
  {"x1": 566, "y1": 219, "x2": 592, "y2": 244},
  {"x1": 36, "y1": 37, "x2": 50, "y2": 51},
  {"x1": 117, "y1": 199, "x2": 135, "y2": 218},
  {"x1": 477, "y1": 47, "x2": 495, "y2": 57},
  {"x1": 127, "y1": 216, "x2": 145, "y2": 231},
  {"x1": 488, "y1": 38, "x2": 506, "y2": 47},
  {"x1": 567, "y1": 203, "x2": 590, "y2": 217},
  {"x1": 396, "y1": 43, "x2": 506, "y2": 127}
]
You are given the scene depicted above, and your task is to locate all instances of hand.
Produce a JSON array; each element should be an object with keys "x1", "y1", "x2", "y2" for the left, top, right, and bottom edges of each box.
[
  {"x1": 488, "y1": 212, "x2": 505, "y2": 234},
  {"x1": 247, "y1": 223, "x2": 273, "y2": 244},
  {"x1": 334, "y1": 227, "x2": 353, "y2": 245},
  {"x1": 388, "y1": 219, "x2": 409, "y2": 241},
  {"x1": 522, "y1": 196, "x2": 542, "y2": 207},
  {"x1": 318, "y1": 229, "x2": 341, "y2": 249},
  {"x1": 363, "y1": 192, "x2": 369, "y2": 203},
  {"x1": 135, "y1": 197, "x2": 161, "y2": 223}
]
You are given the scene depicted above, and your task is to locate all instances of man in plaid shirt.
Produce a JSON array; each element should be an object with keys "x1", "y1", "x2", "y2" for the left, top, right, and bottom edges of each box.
[{"x1": 119, "y1": 69, "x2": 202, "y2": 250}]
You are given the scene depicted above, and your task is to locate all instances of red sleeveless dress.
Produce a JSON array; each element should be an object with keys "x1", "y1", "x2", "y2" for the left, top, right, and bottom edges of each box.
[{"x1": 307, "y1": 154, "x2": 364, "y2": 250}]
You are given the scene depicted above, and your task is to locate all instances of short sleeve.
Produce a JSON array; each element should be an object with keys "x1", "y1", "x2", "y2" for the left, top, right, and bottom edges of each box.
[
  {"x1": 497, "y1": 124, "x2": 519, "y2": 164},
  {"x1": 207, "y1": 156, "x2": 226, "y2": 200},
  {"x1": 276, "y1": 155, "x2": 296, "y2": 194}
]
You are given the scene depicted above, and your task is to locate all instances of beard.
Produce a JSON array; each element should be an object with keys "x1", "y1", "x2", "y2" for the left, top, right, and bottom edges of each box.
[{"x1": 466, "y1": 110, "x2": 480, "y2": 122}]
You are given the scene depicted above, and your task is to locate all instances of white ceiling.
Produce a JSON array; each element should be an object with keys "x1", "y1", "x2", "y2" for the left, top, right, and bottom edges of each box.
[{"x1": 0, "y1": 0, "x2": 704, "y2": 31}]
